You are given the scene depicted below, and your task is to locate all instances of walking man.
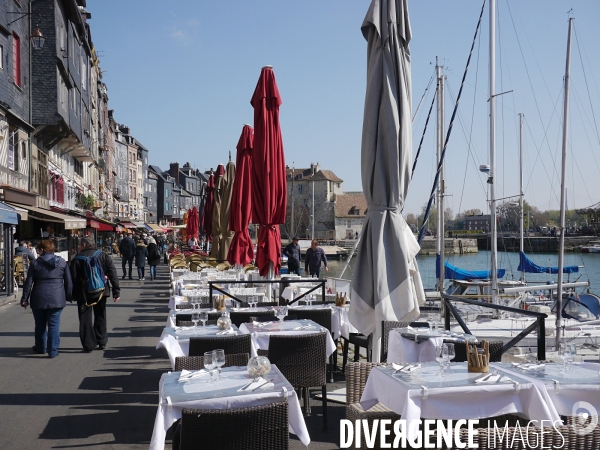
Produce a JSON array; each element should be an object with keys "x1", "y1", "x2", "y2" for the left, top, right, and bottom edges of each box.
[
  {"x1": 304, "y1": 239, "x2": 328, "y2": 278},
  {"x1": 118, "y1": 231, "x2": 135, "y2": 280},
  {"x1": 283, "y1": 236, "x2": 302, "y2": 276},
  {"x1": 70, "y1": 236, "x2": 120, "y2": 352}
]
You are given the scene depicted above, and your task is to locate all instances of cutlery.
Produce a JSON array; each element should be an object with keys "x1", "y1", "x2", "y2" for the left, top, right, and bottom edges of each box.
[
  {"x1": 239, "y1": 380, "x2": 255, "y2": 391},
  {"x1": 251, "y1": 378, "x2": 275, "y2": 391}
]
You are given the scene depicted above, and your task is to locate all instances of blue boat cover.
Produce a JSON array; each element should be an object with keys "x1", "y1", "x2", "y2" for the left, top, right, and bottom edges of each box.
[
  {"x1": 517, "y1": 251, "x2": 579, "y2": 274},
  {"x1": 436, "y1": 254, "x2": 506, "y2": 280}
]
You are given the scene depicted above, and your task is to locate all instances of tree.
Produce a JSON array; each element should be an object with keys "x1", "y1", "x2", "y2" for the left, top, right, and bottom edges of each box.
[{"x1": 406, "y1": 213, "x2": 417, "y2": 226}]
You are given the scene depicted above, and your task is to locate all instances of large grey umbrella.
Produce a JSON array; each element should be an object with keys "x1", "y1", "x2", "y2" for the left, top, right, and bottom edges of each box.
[
  {"x1": 349, "y1": 0, "x2": 425, "y2": 362},
  {"x1": 218, "y1": 160, "x2": 236, "y2": 261}
]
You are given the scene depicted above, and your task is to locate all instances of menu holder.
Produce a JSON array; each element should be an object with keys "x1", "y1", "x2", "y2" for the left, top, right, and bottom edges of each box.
[
  {"x1": 335, "y1": 293, "x2": 347, "y2": 307},
  {"x1": 467, "y1": 340, "x2": 490, "y2": 373}
]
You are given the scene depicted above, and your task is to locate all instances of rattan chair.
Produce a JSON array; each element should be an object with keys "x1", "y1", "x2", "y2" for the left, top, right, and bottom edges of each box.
[
  {"x1": 239, "y1": 301, "x2": 278, "y2": 308},
  {"x1": 292, "y1": 308, "x2": 334, "y2": 382},
  {"x1": 381, "y1": 320, "x2": 410, "y2": 362},
  {"x1": 177, "y1": 320, "x2": 217, "y2": 328},
  {"x1": 443, "y1": 340, "x2": 503, "y2": 363},
  {"x1": 345, "y1": 362, "x2": 400, "y2": 450},
  {"x1": 174, "y1": 353, "x2": 250, "y2": 371},
  {"x1": 229, "y1": 310, "x2": 275, "y2": 328},
  {"x1": 175, "y1": 313, "x2": 220, "y2": 325},
  {"x1": 188, "y1": 334, "x2": 252, "y2": 357},
  {"x1": 409, "y1": 321, "x2": 430, "y2": 328},
  {"x1": 175, "y1": 304, "x2": 193, "y2": 310},
  {"x1": 266, "y1": 332, "x2": 329, "y2": 430},
  {"x1": 342, "y1": 333, "x2": 372, "y2": 372},
  {"x1": 173, "y1": 400, "x2": 289, "y2": 450}
]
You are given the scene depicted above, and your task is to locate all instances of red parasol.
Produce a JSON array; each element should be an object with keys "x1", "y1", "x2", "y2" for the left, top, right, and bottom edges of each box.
[
  {"x1": 227, "y1": 125, "x2": 255, "y2": 266},
  {"x1": 202, "y1": 174, "x2": 216, "y2": 241},
  {"x1": 187, "y1": 206, "x2": 199, "y2": 239},
  {"x1": 251, "y1": 66, "x2": 287, "y2": 276}
]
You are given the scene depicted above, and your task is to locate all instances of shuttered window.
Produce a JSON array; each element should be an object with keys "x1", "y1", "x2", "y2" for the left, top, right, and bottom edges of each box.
[{"x1": 12, "y1": 33, "x2": 20, "y2": 87}]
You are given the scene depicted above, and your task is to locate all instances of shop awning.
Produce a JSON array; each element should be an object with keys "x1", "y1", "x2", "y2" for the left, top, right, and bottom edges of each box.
[
  {"x1": 133, "y1": 221, "x2": 146, "y2": 229},
  {"x1": 96, "y1": 222, "x2": 115, "y2": 232},
  {"x1": 119, "y1": 222, "x2": 137, "y2": 229},
  {"x1": 0, "y1": 202, "x2": 19, "y2": 225},
  {"x1": 6, "y1": 203, "x2": 27, "y2": 221},
  {"x1": 88, "y1": 219, "x2": 100, "y2": 229},
  {"x1": 14, "y1": 204, "x2": 86, "y2": 229},
  {"x1": 146, "y1": 223, "x2": 163, "y2": 233}
]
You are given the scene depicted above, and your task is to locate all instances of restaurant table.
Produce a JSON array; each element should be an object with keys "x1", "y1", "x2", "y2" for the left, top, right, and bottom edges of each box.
[
  {"x1": 156, "y1": 324, "x2": 245, "y2": 369},
  {"x1": 239, "y1": 319, "x2": 337, "y2": 356},
  {"x1": 387, "y1": 327, "x2": 478, "y2": 363},
  {"x1": 360, "y1": 362, "x2": 558, "y2": 441},
  {"x1": 281, "y1": 285, "x2": 335, "y2": 303},
  {"x1": 149, "y1": 365, "x2": 310, "y2": 450},
  {"x1": 288, "y1": 305, "x2": 357, "y2": 339},
  {"x1": 166, "y1": 306, "x2": 276, "y2": 327},
  {"x1": 169, "y1": 294, "x2": 269, "y2": 310},
  {"x1": 491, "y1": 362, "x2": 600, "y2": 419}
]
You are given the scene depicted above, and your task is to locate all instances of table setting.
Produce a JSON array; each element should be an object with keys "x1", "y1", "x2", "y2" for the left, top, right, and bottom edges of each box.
[
  {"x1": 387, "y1": 325, "x2": 477, "y2": 363},
  {"x1": 149, "y1": 362, "x2": 310, "y2": 450},
  {"x1": 239, "y1": 318, "x2": 337, "y2": 356},
  {"x1": 287, "y1": 304, "x2": 357, "y2": 339}
]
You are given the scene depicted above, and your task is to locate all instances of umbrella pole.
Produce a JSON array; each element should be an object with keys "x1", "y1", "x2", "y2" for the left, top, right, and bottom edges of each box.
[{"x1": 266, "y1": 262, "x2": 274, "y2": 302}]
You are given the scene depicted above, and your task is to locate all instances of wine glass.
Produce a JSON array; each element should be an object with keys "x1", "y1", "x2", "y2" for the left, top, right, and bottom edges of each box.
[
  {"x1": 445, "y1": 343, "x2": 455, "y2": 370},
  {"x1": 191, "y1": 309, "x2": 200, "y2": 335},
  {"x1": 558, "y1": 342, "x2": 568, "y2": 373},
  {"x1": 277, "y1": 306, "x2": 288, "y2": 323},
  {"x1": 200, "y1": 312, "x2": 208, "y2": 328},
  {"x1": 213, "y1": 349, "x2": 225, "y2": 381},
  {"x1": 435, "y1": 345, "x2": 448, "y2": 376},
  {"x1": 565, "y1": 344, "x2": 576, "y2": 373},
  {"x1": 204, "y1": 351, "x2": 216, "y2": 382}
]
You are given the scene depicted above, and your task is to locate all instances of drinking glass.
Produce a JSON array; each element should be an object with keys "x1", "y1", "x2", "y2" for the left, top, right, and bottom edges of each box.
[
  {"x1": 566, "y1": 344, "x2": 576, "y2": 373},
  {"x1": 435, "y1": 345, "x2": 448, "y2": 376},
  {"x1": 191, "y1": 309, "x2": 200, "y2": 334},
  {"x1": 204, "y1": 351, "x2": 216, "y2": 382},
  {"x1": 200, "y1": 312, "x2": 208, "y2": 328},
  {"x1": 558, "y1": 342, "x2": 568, "y2": 373},
  {"x1": 277, "y1": 306, "x2": 288, "y2": 323},
  {"x1": 213, "y1": 349, "x2": 225, "y2": 381},
  {"x1": 445, "y1": 343, "x2": 455, "y2": 369}
]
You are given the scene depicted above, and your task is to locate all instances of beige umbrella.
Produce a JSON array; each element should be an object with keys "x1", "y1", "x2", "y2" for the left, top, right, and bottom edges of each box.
[
  {"x1": 210, "y1": 164, "x2": 225, "y2": 259},
  {"x1": 218, "y1": 160, "x2": 236, "y2": 260}
]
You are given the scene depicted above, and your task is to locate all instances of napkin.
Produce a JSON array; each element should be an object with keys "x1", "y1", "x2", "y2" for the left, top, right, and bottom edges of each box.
[
  {"x1": 237, "y1": 377, "x2": 271, "y2": 392},
  {"x1": 256, "y1": 322, "x2": 274, "y2": 327},
  {"x1": 174, "y1": 326, "x2": 192, "y2": 331},
  {"x1": 178, "y1": 369, "x2": 209, "y2": 382},
  {"x1": 475, "y1": 374, "x2": 501, "y2": 383},
  {"x1": 512, "y1": 363, "x2": 545, "y2": 370},
  {"x1": 293, "y1": 325, "x2": 316, "y2": 331}
]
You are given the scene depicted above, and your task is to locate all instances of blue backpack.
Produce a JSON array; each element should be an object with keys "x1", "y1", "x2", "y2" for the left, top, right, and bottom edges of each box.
[{"x1": 74, "y1": 250, "x2": 106, "y2": 306}]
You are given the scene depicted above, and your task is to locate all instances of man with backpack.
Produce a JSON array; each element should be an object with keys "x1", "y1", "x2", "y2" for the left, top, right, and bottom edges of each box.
[
  {"x1": 118, "y1": 231, "x2": 136, "y2": 280},
  {"x1": 70, "y1": 236, "x2": 121, "y2": 352}
]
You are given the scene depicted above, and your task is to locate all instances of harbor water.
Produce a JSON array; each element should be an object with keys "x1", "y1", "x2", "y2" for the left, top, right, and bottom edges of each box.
[{"x1": 327, "y1": 251, "x2": 600, "y2": 292}]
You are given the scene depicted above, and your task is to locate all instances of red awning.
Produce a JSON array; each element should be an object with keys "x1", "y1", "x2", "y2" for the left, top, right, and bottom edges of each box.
[
  {"x1": 88, "y1": 220, "x2": 100, "y2": 229},
  {"x1": 120, "y1": 222, "x2": 137, "y2": 229},
  {"x1": 97, "y1": 222, "x2": 115, "y2": 232}
]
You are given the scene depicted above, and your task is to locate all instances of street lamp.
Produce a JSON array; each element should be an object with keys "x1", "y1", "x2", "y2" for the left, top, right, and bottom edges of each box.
[{"x1": 30, "y1": 26, "x2": 45, "y2": 49}]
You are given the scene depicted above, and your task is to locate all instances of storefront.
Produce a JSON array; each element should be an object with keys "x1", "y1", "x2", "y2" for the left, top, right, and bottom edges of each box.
[{"x1": 0, "y1": 202, "x2": 18, "y2": 297}]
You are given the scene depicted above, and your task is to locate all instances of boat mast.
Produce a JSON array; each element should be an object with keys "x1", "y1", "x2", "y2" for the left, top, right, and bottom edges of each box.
[
  {"x1": 489, "y1": 0, "x2": 498, "y2": 306},
  {"x1": 436, "y1": 59, "x2": 446, "y2": 293},
  {"x1": 519, "y1": 113, "x2": 524, "y2": 273},
  {"x1": 556, "y1": 17, "x2": 573, "y2": 348}
]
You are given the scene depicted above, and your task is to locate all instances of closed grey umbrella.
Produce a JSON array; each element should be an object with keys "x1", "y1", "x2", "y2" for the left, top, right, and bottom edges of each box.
[
  {"x1": 349, "y1": 0, "x2": 425, "y2": 362},
  {"x1": 218, "y1": 160, "x2": 236, "y2": 261}
]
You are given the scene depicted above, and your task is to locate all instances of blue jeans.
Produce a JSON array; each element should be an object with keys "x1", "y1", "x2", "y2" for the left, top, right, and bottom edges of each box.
[
  {"x1": 32, "y1": 307, "x2": 63, "y2": 357},
  {"x1": 137, "y1": 267, "x2": 145, "y2": 279},
  {"x1": 149, "y1": 265, "x2": 157, "y2": 279}
]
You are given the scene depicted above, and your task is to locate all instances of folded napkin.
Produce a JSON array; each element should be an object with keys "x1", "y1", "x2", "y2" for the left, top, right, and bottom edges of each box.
[
  {"x1": 475, "y1": 374, "x2": 501, "y2": 383},
  {"x1": 392, "y1": 363, "x2": 421, "y2": 373},
  {"x1": 256, "y1": 322, "x2": 274, "y2": 327},
  {"x1": 237, "y1": 377, "x2": 272, "y2": 392},
  {"x1": 174, "y1": 326, "x2": 192, "y2": 331},
  {"x1": 178, "y1": 369, "x2": 209, "y2": 382},
  {"x1": 293, "y1": 325, "x2": 316, "y2": 331},
  {"x1": 512, "y1": 363, "x2": 545, "y2": 370}
]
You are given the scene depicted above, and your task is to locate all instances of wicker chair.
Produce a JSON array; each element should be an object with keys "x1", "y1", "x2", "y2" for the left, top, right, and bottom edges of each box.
[
  {"x1": 342, "y1": 333, "x2": 372, "y2": 372},
  {"x1": 445, "y1": 340, "x2": 504, "y2": 363},
  {"x1": 188, "y1": 335, "x2": 252, "y2": 357},
  {"x1": 176, "y1": 312, "x2": 221, "y2": 325},
  {"x1": 239, "y1": 301, "x2": 278, "y2": 308},
  {"x1": 229, "y1": 310, "x2": 275, "y2": 328},
  {"x1": 174, "y1": 353, "x2": 250, "y2": 371},
  {"x1": 266, "y1": 332, "x2": 329, "y2": 430},
  {"x1": 381, "y1": 320, "x2": 410, "y2": 362},
  {"x1": 173, "y1": 400, "x2": 289, "y2": 450},
  {"x1": 177, "y1": 320, "x2": 217, "y2": 328},
  {"x1": 345, "y1": 362, "x2": 400, "y2": 450},
  {"x1": 409, "y1": 321, "x2": 430, "y2": 328},
  {"x1": 175, "y1": 304, "x2": 193, "y2": 310},
  {"x1": 292, "y1": 308, "x2": 334, "y2": 382}
]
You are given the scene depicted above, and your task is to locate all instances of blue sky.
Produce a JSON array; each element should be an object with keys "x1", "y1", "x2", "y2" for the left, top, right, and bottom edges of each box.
[{"x1": 88, "y1": 1, "x2": 600, "y2": 218}]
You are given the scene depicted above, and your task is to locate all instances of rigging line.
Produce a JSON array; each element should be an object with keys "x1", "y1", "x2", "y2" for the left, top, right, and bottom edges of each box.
[
  {"x1": 445, "y1": 82, "x2": 487, "y2": 198},
  {"x1": 457, "y1": 30, "x2": 483, "y2": 216},
  {"x1": 571, "y1": 86, "x2": 600, "y2": 176},
  {"x1": 411, "y1": 89, "x2": 436, "y2": 180},
  {"x1": 574, "y1": 23, "x2": 600, "y2": 148},
  {"x1": 504, "y1": 1, "x2": 562, "y2": 187},
  {"x1": 568, "y1": 103, "x2": 594, "y2": 205},
  {"x1": 418, "y1": 0, "x2": 486, "y2": 246},
  {"x1": 413, "y1": 71, "x2": 436, "y2": 122}
]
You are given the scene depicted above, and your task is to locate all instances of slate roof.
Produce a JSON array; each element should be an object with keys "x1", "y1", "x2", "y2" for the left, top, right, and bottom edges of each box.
[{"x1": 334, "y1": 192, "x2": 368, "y2": 218}]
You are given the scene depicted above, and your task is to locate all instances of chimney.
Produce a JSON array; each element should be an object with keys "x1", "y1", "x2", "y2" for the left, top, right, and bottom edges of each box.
[
  {"x1": 169, "y1": 162, "x2": 180, "y2": 180},
  {"x1": 310, "y1": 162, "x2": 315, "y2": 175},
  {"x1": 119, "y1": 125, "x2": 130, "y2": 135}
]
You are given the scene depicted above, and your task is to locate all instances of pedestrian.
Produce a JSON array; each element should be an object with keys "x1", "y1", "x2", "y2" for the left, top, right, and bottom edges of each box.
[
  {"x1": 304, "y1": 239, "x2": 328, "y2": 278},
  {"x1": 147, "y1": 236, "x2": 161, "y2": 280},
  {"x1": 15, "y1": 241, "x2": 35, "y2": 261},
  {"x1": 283, "y1": 236, "x2": 302, "y2": 276},
  {"x1": 26, "y1": 241, "x2": 38, "y2": 259},
  {"x1": 187, "y1": 235, "x2": 198, "y2": 251},
  {"x1": 20, "y1": 239, "x2": 72, "y2": 358},
  {"x1": 135, "y1": 238, "x2": 148, "y2": 280},
  {"x1": 118, "y1": 231, "x2": 135, "y2": 280},
  {"x1": 70, "y1": 236, "x2": 120, "y2": 352}
]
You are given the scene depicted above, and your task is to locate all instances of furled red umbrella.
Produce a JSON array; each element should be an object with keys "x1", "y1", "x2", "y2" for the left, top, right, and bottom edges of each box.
[
  {"x1": 182, "y1": 210, "x2": 189, "y2": 242},
  {"x1": 202, "y1": 173, "x2": 216, "y2": 243},
  {"x1": 251, "y1": 66, "x2": 287, "y2": 276},
  {"x1": 188, "y1": 206, "x2": 199, "y2": 239},
  {"x1": 227, "y1": 125, "x2": 255, "y2": 266},
  {"x1": 210, "y1": 164, "x2": 226, "y2": 259}
]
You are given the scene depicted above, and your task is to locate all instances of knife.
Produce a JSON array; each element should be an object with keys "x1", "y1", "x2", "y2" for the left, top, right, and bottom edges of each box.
[{"x1": 251, "y1": 378, "x2": 274, "y2": 391}]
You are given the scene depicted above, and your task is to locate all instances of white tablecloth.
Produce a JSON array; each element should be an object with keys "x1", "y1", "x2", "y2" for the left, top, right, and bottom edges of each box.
[
  {"x1": 149, "y1": 366, "x2": 310, "y2": 450},
  {"x1": 166, "y1": 307, "x2": 275, "y2": 328},
  {"x1": 239, "y1": 319, "x2": 337, "y2": 356},
  {"x1": 387, "y1": 330, "x2": 445, "y2": 363},
  {"x1": 360, "y1": 363, "x2": 558, "y2": 441},
  {"x1": 287, "y1": 305, "x2": 357, "y2": 339},
  {"x1": 156, "y1": 325, "x2": 251, "y2": 369}
]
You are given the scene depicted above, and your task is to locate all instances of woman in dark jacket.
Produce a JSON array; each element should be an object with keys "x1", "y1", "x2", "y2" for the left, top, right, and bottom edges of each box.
[
  {"x1": 135, "y1": 240, "x2": 148, "y2": 280},
  {"x1": 21, "y1": 239, "x2": 72, "y2": 358},
  {"x1": 146, "y1": 237, "x2": 161, "y2": 281}
]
